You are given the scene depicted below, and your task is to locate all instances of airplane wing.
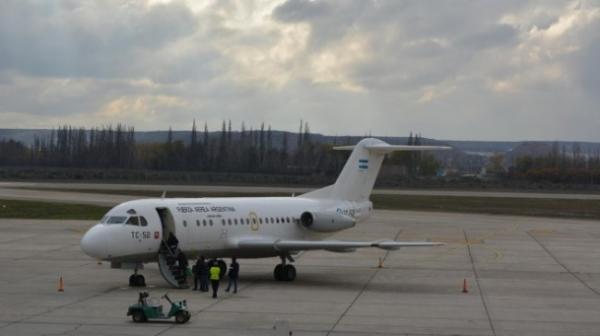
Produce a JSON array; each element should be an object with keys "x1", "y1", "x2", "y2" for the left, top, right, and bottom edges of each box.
[{"x1": 236, "y1": 238, "x2": 442, "y2": 253}]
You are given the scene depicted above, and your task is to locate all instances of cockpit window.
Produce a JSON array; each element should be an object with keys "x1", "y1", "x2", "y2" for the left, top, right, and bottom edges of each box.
[
  {"x1": 126, "y1": 216, "x2": 139, "y2": 226},
  {"x1": 106, "y1": 216, "x2": 127, "y2": 224},
  {"x1": 140, "y1": 217, "x2": 148, "y2": 227}
]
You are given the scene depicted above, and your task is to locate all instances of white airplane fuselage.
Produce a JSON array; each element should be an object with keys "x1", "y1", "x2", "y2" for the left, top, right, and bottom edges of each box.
[{"x1": 82, "y1": 196, "x2": 371, "y2": 263}]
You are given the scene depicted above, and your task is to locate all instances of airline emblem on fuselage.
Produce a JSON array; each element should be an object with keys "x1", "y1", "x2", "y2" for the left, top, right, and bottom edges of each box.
[{"x1": 249, "y1": 211, "x2": 259, "y2": 231}]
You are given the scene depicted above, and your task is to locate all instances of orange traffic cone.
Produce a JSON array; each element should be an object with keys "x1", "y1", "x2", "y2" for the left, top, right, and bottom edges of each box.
[
  {"x1": 58, "y1": 276, "x2": 64, "y2": 292},
  {"x1": 462, "y1": 278, "x2": 468, "y2": 293}
]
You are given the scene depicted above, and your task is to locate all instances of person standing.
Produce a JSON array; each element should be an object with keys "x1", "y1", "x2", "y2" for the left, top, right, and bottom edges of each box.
[
  {"x1": 209, "y1": 260, "x2": 221, "y2": 299},
  {"x1": 166, "y1": 232, "x2": 178, "y2": 252},
  {"x1": 198, "y1": 256, "x2": 209, "y2": 292},
  {"x1": 225, "y1": 258, "x2": 239, "y2": 293},
  {"x1": 177, "y1": 250, "x2": 188, "y2": 282},
  {"x1": 192, "y1": 257, "x2": 203, "y2": 290}
]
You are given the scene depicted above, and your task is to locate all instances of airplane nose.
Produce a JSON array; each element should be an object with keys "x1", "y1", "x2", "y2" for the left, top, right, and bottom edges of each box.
[{"x1": 81, "y1": 225, "x2": 108, "y2": 259}]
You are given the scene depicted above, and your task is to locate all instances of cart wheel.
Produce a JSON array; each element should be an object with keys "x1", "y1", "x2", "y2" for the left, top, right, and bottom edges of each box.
[
  {"x1": 175, "y1": 311, "x2": 190, "y2": 324},
  {"x1": 132, "y1": 310, "x2": 146, "y2": 323}
]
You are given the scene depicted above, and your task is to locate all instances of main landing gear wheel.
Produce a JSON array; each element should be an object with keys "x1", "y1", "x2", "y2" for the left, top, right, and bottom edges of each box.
[
  {"x1": 129, "y1": 274, "x2": 146, "y2": 287},
  {"x1": 274, "y1": 264, "x2": 296, "y2": 282}
]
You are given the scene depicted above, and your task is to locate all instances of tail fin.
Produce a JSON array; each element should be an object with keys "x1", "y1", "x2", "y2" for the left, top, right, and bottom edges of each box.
[{"x1": 301, "y1": 138, "x2": 451, "y2": 201}]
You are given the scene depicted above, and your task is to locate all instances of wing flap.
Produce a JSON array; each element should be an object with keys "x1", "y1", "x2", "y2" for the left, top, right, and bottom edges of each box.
[{"x1": 236, "y1": 238, "x2": 442, "y2": 252}]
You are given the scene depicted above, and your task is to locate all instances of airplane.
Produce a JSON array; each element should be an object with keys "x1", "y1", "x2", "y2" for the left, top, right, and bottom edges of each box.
[{"x1": 81, "y1": 138, "x2": 451, "y2": 288}]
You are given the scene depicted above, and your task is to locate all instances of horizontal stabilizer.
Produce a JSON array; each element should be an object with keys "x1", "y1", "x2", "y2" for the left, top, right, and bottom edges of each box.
[
  {"x1": 334, "y1": 144, "x2": 452, "y2": 153},
  {"x1": 236, "y1": 238, "x2": 443, "y2": 253}
]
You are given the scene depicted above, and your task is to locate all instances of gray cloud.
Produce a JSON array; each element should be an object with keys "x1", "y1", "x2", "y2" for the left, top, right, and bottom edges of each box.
[
  {"x1": 0, "y1": 0, "x2": 197, "y2": 78},
  {"x1": 0, "y1": 0, "x2": 599, "y2": 141}
]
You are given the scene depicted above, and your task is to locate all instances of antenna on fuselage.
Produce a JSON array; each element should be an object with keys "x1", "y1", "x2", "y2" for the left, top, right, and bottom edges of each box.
[{"x1": 161, "y1": 191, "x2": 167, "y2": 199}]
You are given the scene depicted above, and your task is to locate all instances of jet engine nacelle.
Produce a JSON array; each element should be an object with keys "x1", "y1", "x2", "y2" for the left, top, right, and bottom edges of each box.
[{"x1": 299, "y1": 211, "x2": 356, "y2": 233}]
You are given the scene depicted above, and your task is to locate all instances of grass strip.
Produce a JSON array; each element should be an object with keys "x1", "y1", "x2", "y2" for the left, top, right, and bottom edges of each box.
[
  {"x1": 10, "y1": 188, "x2": 600, "y2": 220},
  {"x1": 14, "y1": 187, "x2": 288, "y2": 198},
  {"x1": 371, "y1": 194, "x2": 600, "y2": 219},
  {"x1": 0, "y1": 199, "x2": 110, "y2": 220}
]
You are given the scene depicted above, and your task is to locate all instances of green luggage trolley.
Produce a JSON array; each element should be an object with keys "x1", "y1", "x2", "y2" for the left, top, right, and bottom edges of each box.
[{"x1": 127, "y1": 292, "x2": 191, "y2": 324}]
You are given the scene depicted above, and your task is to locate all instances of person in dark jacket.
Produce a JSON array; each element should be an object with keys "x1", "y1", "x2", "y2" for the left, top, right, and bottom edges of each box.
[
  {"x1": 194, "y1": 256, "x2": 209, "y2": 292},
  {"x1": 225, "y1": 258, "x2": 239, "y2": 293},
  {"x1": 166, "y1": 232, "x2": 179, "y2": 252},
  {"x1": 177, "y1": 250, "x2": 188, "y2": 280},
  {"x1": 192, "y1": 257, "x2": 200, "y2": 290}
]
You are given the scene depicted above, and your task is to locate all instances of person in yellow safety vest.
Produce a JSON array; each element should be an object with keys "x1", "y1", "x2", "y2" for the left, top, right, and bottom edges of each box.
[{"x1": 209, "y1": 261, "x2": 221, "y2": 299}]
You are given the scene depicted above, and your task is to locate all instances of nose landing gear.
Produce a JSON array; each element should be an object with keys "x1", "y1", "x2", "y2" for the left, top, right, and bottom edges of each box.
[
  {"x1": 129, "y1": 264, "x2": 146, "y2": 287},
  {"x1": 274, "y1": 255, "x2": 296, "y2": 282}
]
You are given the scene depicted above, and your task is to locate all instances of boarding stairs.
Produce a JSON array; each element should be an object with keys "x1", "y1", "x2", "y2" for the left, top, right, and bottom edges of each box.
[{"x1": 157, "y1": 242, "x2": 189, "y2": 289}]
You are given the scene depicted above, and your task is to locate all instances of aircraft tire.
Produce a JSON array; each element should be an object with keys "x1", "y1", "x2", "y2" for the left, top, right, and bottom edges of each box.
[
  {"x1": 283, "y1": 265, "x2": 296, "y2": 282},
  {"x1": 274, "y1": 264, "x2": 284, "y2": 281},
  {"x1": 129, "y1": 274, "x2": 146, "y2": 287}
]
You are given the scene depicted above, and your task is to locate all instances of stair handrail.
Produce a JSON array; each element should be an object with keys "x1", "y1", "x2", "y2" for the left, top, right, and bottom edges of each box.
[{"x1": 160, "y1": 240, "x2": 178, "y2": 257}]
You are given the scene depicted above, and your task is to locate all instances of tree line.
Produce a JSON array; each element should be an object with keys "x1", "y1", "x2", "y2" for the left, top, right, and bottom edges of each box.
[
  {"x1": 508, "y1": 142, "x2": 600, "y2": 185},
  {"x1": 6, "y1": 122, "x2": 599, "y2": 186},
  {"x1": 0, "y1": 122, "x2": 442, "y2": 181}
]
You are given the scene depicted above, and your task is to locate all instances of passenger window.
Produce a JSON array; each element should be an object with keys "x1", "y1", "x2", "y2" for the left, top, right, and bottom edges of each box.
[
  {"x1": 126, "y1": 217, "x2": 139, "y2": 226},
  {"x1": 234, "y1": 219, "x2": 238, "y2": 225},
  {"x1": 183, "y1": 220, "x2": 187, "y2": 227},
  {"x1": 209, "y1": 220, "x2": 213, "y2": 226},
  {"x1": 196, "y1": 220, "x2": 200, "y2": 227},
  {"x1": 203, "y1": 219, "x2": 207, "y2": 226},
  {"x1": 259, "y1": 218, "x2": 263, "y2": 224},
  {"x1": 252, "y1": 218, "x2": 256, "y2": 224},
  {"x1": 221, "y1": 219, "x2": 225, "y2": 225},
  {"x1": 276, "y1": 218, "x2": 279, "y2": 223},
  {"x1": 286, "y1": 217, "x2": 290, "y2": 223},
  {"x1": 228, "y1": 219, "x2": 232, "y2": 225},
  {"x1": 140, "y1": 217, "x2": 148, "y2": 227}
]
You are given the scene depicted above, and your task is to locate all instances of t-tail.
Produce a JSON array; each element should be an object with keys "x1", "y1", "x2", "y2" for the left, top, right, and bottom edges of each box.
[{"x1": 301, "y1": 138, "x2": 451, "y2": 201}]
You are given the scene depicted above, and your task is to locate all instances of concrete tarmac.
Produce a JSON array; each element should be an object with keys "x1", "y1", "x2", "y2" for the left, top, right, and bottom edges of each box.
[{"x1": 1, "y1": 210, "x2": 599, "y2": 335}]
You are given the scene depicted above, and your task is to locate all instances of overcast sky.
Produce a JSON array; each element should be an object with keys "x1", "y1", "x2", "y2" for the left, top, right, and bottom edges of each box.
[{"x1": 1, "y1": 0, "x2": 599, "y2": 141}]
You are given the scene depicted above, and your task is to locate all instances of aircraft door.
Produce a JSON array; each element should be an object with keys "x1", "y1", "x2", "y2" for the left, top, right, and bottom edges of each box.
[{"x1": 156, "y1": 207, "x2": 177, "y2": 247}]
